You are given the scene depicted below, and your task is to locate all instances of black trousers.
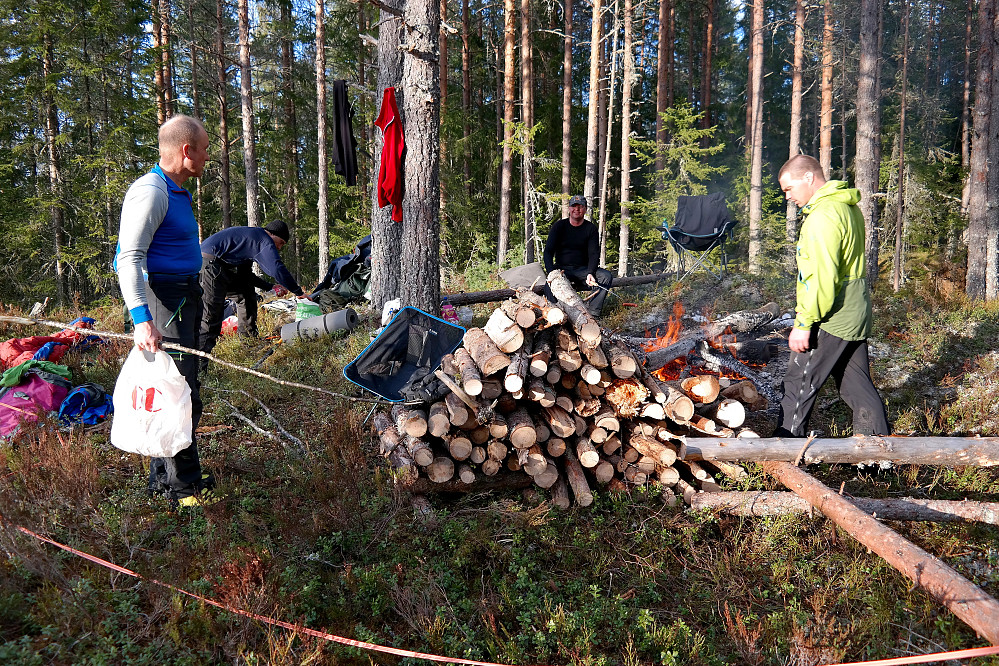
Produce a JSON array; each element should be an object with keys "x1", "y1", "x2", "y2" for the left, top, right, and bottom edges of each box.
[
  {"x1": 544, "y1": 265, "x2": 614, "y2": 316},
  {"x1": 199, "y1": 258, "x2": 258, "y2": 356},
  {"x1": 146, "y1": 274, "x2": 205, "y2": 499},
  {"x1": 777, "y1": 326, "x2": 890, "y2": 437}
]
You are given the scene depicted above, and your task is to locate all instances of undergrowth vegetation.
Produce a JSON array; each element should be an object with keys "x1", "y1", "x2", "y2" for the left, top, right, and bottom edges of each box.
[{"x1": 1, "y1": 272, "x2": 998, "y2": 665}]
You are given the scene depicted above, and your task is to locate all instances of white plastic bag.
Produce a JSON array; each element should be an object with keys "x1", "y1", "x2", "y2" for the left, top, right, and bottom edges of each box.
[{"x1": 110, "y1": 347, "x2": 192, "y2": 457}]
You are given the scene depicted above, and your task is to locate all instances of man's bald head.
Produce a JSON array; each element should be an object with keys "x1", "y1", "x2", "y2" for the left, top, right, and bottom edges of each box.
[
  {"x1": 158, "y1": 115, "x2": 207, "y2": 155},
  {"x1": 778, "y1": 154, "x2": 825, "y2": 182}
]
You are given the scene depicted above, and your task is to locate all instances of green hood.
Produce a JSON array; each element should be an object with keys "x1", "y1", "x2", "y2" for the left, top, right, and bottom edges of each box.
[{"x1": 803, "y1": 180, "x2": 861, "y2": 211}]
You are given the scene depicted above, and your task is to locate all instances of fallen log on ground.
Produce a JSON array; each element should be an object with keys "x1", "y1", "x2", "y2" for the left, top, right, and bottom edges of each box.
[
  {"x1": 762, "y1": 461, "x2": 999, "y2": 645},
  {"x1": 400, "y1": 473, "x2": 535, "y2": 494},
  {"x1": 442, "y1": 273, "x2": 674, "y2": 306},
  {"x1": 691, "y1": 491, "x2": 999, "y2": 524},
  {"x1": 683, "y1": 436, "x2": 999, "y2": 467}
]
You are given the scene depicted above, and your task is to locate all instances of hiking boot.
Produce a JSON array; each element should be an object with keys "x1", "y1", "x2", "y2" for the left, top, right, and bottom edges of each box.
[{"x1": 176, "y1": 488, "x2": 221, "y2": 508}]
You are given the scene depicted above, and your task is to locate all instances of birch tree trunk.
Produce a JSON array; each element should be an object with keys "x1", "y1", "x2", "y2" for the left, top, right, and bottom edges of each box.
[
  {"x1": 238, "y1": 0, "x2": 260, "y2": 228},
  {"x1": 370, "y1": 0, "x2": 404, "y2": 310},
  {"x1": 819, "y1": 0, "x2": 833, "y2": 176},
  {"x1": 316, "y1": 0, "x2": 330, "y2": 274},
  {"x1": 583, "y1": 0, "x2": 602, "y2": 205},
  {"x1": 400, "y1": 0, "x2": 441, "y2": 313},
  {"x1": 856, "y1": 0, "x2": 883, "y2": 287},
  {"x1": 786, "y1": 0, "x2": 805, "y2": 273},
  {"x1": 561, "y1": 0, "x2": 573, "y2": 216},
  {"x1": 497, "y1": 0, "x2": 515, "y2": 266},
  {"x1": 746, "y1": 0, "x2": 764, "y2": 274},
  {"x1": 215, "y1": 0, "x2": 232, "y2": 227},
  {"x1": 43, "y1": 32, "x2": 67, "y2": 307},
  {"x1": 618, "y1": 0, "x2": 633, "y2": 277}
]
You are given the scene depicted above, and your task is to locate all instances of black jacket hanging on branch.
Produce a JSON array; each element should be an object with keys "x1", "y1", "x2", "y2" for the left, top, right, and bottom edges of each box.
[{"x1": 331, "y1": 80, "x2": 358, "y2": 186}]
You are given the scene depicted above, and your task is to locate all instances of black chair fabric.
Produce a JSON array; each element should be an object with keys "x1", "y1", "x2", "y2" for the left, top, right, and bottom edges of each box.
[
  {"x1": 343, "y1": 307, "x2": 465, "y2": 402},
  {"x1": 666, "y1": 193, "x2": 736, "y2": 250}
]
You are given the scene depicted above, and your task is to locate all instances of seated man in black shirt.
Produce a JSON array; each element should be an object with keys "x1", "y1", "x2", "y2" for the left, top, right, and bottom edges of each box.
[
  {"x1": 199, "y1": 219, "x2": 307, "y2": 356},
  {"x1": 542, "y1": 195, "x2": 614, "y2": 316}
]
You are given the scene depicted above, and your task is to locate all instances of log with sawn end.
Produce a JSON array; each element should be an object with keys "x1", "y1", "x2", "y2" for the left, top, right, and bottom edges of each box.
[{"x1": 462, "y1": 328, "x2": 511, "y2": 376}]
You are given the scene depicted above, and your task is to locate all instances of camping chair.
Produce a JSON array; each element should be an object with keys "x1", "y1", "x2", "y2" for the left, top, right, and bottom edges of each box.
[
  {"x1": 659, "y1": 193, "x2": 738, "y2": 282},
  {"x1": 343, "y1": 307, "x2": 465, "y2": 403}
]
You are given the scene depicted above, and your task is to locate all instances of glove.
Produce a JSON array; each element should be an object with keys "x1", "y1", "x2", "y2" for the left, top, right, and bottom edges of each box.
[{"x1": 272, "y1": 285, "x2": 288, "y2": 297}]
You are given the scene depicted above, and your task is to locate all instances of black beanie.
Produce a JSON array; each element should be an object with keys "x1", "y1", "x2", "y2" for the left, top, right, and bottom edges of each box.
[{"x1": 264, "y1": 219, "x2": 290, "y2": 242}]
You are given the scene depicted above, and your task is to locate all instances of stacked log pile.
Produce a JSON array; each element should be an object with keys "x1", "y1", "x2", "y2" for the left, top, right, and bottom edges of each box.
[{"x1": 372, "y1": 270, "x2": 776, "y2": 507}]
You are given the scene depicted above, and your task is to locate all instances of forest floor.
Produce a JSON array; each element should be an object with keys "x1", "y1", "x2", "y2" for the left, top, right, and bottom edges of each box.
[{"x1": 1, "y1": 264, "x2": 998, "y2": 666}]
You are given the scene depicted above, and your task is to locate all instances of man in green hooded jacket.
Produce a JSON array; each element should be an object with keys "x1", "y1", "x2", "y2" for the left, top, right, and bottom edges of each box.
[{"x1": 774, "y1": 155, "x2": 890, "y2": 437}]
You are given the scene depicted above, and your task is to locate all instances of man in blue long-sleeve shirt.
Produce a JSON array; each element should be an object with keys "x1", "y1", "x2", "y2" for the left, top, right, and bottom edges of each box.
[
  {"x1": 198, "y1": 219, "x2": 306, "y2": 355},
  {"x1": 543, "y1": 195, "x2": 613, "y2": 316}
]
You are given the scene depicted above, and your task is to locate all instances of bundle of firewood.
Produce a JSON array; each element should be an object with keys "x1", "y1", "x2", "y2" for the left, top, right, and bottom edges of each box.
[{"x1": 372, "y1": 270, "x2": 775, "y2": 507}]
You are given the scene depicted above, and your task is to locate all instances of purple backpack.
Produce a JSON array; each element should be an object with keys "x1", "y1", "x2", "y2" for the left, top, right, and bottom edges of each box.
[{"x1": 0, "y1": 370, "x2": 71, "y2": 438}]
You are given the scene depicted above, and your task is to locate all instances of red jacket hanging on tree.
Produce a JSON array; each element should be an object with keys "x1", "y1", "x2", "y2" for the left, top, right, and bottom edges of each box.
[{"x1": 374, "y1": 87, "x2": 405, "y2": 223}]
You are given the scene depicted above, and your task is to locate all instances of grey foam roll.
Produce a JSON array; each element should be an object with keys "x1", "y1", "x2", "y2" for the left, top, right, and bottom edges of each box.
[{"x1": 281, "y1": 308, "x2": 358, "y2": 343}]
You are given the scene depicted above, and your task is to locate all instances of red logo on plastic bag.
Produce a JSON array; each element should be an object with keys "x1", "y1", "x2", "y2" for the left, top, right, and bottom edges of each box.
[{"x1": 131, "y1": 386, "x2": 162, "y2": 412}]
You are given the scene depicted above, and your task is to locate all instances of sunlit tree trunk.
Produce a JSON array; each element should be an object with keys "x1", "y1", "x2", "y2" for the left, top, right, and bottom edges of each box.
[
  {"x1": 747, "y1": 0, "x2": 764, "y2": 274},
  {"x1": 968, "y1": 0, "x2": 995, "y2": 300},
  {"x1": 152, "y1": 0, "x2": 166, "y2": 124},
  {"x1": 856, "y1": 0, "x2": 883, "y2": 286},
  {"x1": 316, "y1": 0, "x2": 330, "y2": 274},
  {"x1": 497, "y1": 0, "x2": 515, "y2": 266},
  {"x1": 215, "y1": 0, "x2": 232, "y2": 227},
  {"x1": 699, "y1": 0, "x2": 714, "y2": 133},
  {"x1": 462, "y1": 0, "x2": 472, "y2": 197},
  {"x1": 161, "y1": 0, "x2": 174, "y2": 117},
  {"x1": 618, "y1": 0, "x2": 633, "y2": 277},
  {"x1": 988, "y1": 0, "x2": 999, "y2": 301},
  {"x1": 960, "y1": 0, "x2": 974, "y2": 216},
  {"x1": 597, "y1": 2, "x2": 618, "y2": 266},
  {"x1": 521, "y1": 0, "x2": 535, "y2": 262},
  {"x1": 439, "y1": 0, "x2": 448, "y2": 217},
  {"x1": 400, "y1": 0, "x2": 441, "y2": 312},
  {"x1": 819, "y1": 0, "x2": 833, "y2": 176},
  {"x1": 655, "y1": 0, "x2": 673, "y2": 179},
  {"x1": 188, "y1": 0, "x2": 203, "y2": 230},
  {"x1": 583, "y1": 0, "x2": 602, "y2": 205},
  {"x1": 280, "y1": 0, "x2": 301, "y2": 273},
  {"x1": 561, "y1": 0, "x2": 573, "y2": 216},
  {"x1": 238, "y1": 0, "x2": 260, "y2": 228},
  {"x1": 786, "y1": 0, "x2": 805, "y2": 272}
]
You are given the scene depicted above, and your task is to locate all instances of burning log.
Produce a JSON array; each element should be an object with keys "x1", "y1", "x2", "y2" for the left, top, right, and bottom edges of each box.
[
  {"x1": 763, "y1": 461, "x2": 999, "y2": 645},
  {"x1": 697, "y1": 341, "x2": 780, "y2": 407},
  {"x1": 690, "y1": 492, "x2": 999, "y2": 525}
]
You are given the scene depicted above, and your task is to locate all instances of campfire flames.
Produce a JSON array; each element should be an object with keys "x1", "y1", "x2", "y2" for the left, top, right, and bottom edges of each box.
[{"x1": 643, "y1": 302, "x2": 764, "y2": 382}]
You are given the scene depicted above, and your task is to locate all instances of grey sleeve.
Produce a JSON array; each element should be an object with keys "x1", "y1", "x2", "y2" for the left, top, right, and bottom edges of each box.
[{"x1": 117, "y1": 174, "x2": 169, "y2": 316}]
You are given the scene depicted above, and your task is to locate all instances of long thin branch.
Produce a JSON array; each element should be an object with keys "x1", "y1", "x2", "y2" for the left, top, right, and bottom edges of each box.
[
  {"x1": 0, "y1": 316, "x2": 388, "y2": 405},
  {"x1": 212, "y1": 388, "x2": 305, "y2": 451}
]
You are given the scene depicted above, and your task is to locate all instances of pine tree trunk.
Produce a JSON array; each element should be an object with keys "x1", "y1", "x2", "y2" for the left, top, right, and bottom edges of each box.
[
  {"x1": 747, "y1": 0, "x2": 764, "y2": 274},
  {"x1": 161, "y1": 0, "x2": 174, "y2": 117},
  {"x1": 188, "y1": 0, "x2": 203, "y2": 229},
  {"x1": 699, "y1": 0, "x2": 714, "y2": 133},
  {"x1": 215, "y1": 0, "x2": 232, "y2": 227},
  {"x1": 152, "y1": 0, "x2": 166, "y2": 124},
  {"x1": 893, "y1": 0, "x2": 909, "y2": 293},
  {"x1": 520, "y1": 0, "x2": 535, "y2": 263},
  {"x1": 238, "y1": 0, "x2": 260, "y2": 228},
  {"x1": 281, "y1": 0, "x2": 301, "y2": 274},
  {"x1": 370, "y1": 0, "x2": 404, "y2": 310},
  {"x1": 439, "y1": 0, "x2": 448, "y2": 218},
  {"x1": 561, "y1": 0, "x2": 573, "y2": 216},
  {"x1": 786, "y1": 0, "x2": 805, "y2": 273},
  {"x1": 856, "y1": 0, "x2": 883, "y2": 286},
  {"x1": 497, "y1": 0, "x2": 515, "y2": 266},
  {"x1": 654, "y1": 0, "x2": 672, "y2": 179},
  {"x1": 583, "y1": 0, "x2": 601, "y2": 205},
  {"x1": 400, "y1": 0, "x2": 441, "y2": 313},
  {"x1": 618, "y1": 0, "x2": 633, "y2": 277},
  {"x1": 462, "y1": 0, "x2": 472, "y2": 196},
  {"x1": 597, "y1": 3, "x2": 619, "y2": 267},
  {"x1": 43, "y1": 32, "x2": 67, "y2": 307},
  {"x1": 316, "y1": 0, "x2": 330, "y2": 274},
  {"x1": 962, "y1": 0, "x2": 974, "y2": 169},
  {"x1": 988, "y1": 0, "x2": 999, "y2": 301},
  {"x1": 819, "y1": 0, "x2": 833, "y2": 176}
]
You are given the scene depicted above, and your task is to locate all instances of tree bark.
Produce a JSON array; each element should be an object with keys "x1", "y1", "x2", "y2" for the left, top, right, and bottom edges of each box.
[
  {"x1": 597, "y1": 3, "x2": 619, "y2": 266},
  {"x1": 966, "y1": 0, "x2": 994, "y2": 301},
  {"x1": 520, "y1": 0, "x2": 536, "y2": 263},
  {"x1": 987, "y1": 0, "x2": 999, "y2": 301},
  {"x1": 786, "y1": 0, "x2": 805, "y2": 273},
  {"x1": 763, "y1": 462, "x2": 999, "y2": 645},
  {"x1": 583, "y1": 0, "x2": 602, "y2": 205},
  {"x1": 893, "y1": 0, "x2": 909, "y2": 293},
  {"x1": 462, "y1": 0, "x2": 472, "y2": 195},
  {"x1": 856, "y1": 0, "x2": 883, "y2": 286},
  {"x1": 400, "y1": 0, "x2": 442, "y2": 313},
  {"x1": 160, "y1": 0, "x2": 175, "y2": 117},
  {"x1": 561, "y1": 0, "x2": 573, "y2": 216},
  {"x1": 152, "y1": 0, "x2": 167, "y2": 124},
  {"x1": 280, "y1": 0, "x2": 300, "y2": 273},
  {"x1": 654, "y1": 0, "x2": 673, "y2": 179},
  {"x1": 819, "y1": 0, "x2": 833, "y2": 176},
  {"x1": 497, "y1": 0, "x2": 516, "y2": 266},
  {"x1": 699, "y1": 0, "x2": 714, "y2": 134},
  {"x1": 961, "y1": 0, "x2": 974, "y2": 168},
  {"x1": 316, "y1": 0, "x2": 330, "y2": 274},
  {"x1": 215, "y1": 0, "x2": 232, "y2": 227},
  {"x1": 238, "y1": 0, "x2": 260, "y2": 229},
  {"x1": 746, "y1": 0, "x2": 764, "y2": 274},
  {"x1": 42, "y1": 32, "x2": 67, "y2": 307},
  {"x1": 370, "y1": 0, "x2": 404, "y2": 310}
]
